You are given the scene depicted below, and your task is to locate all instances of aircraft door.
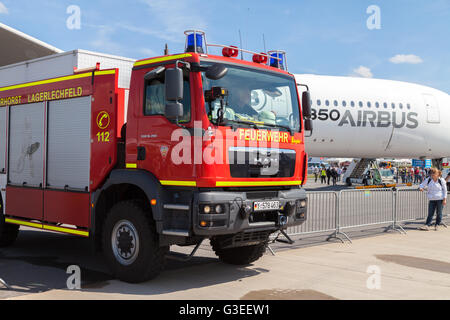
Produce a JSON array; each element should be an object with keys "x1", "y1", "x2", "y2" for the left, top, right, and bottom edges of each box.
[{"x1": 423, "y1": 94, "x2": 440, "y2": 124}]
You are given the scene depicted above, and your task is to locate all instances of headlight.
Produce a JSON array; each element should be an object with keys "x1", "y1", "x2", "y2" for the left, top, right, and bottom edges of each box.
[
  {"x1": 300, "y1": 200, "x2": 307, "y2": 207},
  {"x1": 200, "y1": 204, "x2": 227, "y2": 214}
]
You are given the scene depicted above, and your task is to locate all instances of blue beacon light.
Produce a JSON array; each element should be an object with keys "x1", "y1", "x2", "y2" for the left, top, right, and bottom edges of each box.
[
  {"x1": 185, "y1": 30, "x2": 206, "y2": 54},
  {"x1": 268, "y1": 50, "x2": 287, "y2": 70},
  {"x1": 270, "y1": 52, "x2": 284, "y2": 69}
]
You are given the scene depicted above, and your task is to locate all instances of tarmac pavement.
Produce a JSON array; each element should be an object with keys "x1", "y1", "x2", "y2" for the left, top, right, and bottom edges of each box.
[
  {"x1": 1, "y1": 222, "x2": 450, "y2": 300},
  {"x1": 0, "y1": 178, "x2": 448, "y2": 300}
]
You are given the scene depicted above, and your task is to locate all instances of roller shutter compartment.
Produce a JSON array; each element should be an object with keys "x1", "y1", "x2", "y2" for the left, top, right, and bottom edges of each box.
[{"x1": 47, "y1": 96, "x2": 91, "y2": 191}]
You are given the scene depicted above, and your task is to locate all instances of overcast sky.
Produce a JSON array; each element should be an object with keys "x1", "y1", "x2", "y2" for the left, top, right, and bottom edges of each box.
[{"x1": 0, "y1": 0, "x2": 449, "y2": 93}]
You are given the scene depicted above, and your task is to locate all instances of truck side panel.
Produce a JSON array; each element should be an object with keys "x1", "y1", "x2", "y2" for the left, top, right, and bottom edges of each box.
[
  {"x1": 6, "y1": 186, "x2": 43, "y2": 220},
  {"x1": 0, "y1": 70, "x2": 119, "y2": 234},
  {"x1": 90, "y1": 71, "x2": 119, "y2": 191},
  {"x1": 44, "y1": 190, "x2": 90, "y2": 227}
]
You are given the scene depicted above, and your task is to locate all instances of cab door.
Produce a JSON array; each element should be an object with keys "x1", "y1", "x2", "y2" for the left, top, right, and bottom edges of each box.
[{"x1": 136, "y1": 68, "x2": 195, "y2": 183}]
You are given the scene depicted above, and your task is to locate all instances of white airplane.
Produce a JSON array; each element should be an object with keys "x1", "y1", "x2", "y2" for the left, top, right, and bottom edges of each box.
[{"x1": 295, "y1": 74, "x2": 450, "y2": 166}]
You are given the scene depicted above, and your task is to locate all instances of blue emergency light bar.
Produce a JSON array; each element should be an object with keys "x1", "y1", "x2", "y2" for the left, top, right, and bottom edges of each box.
[
  {"x1": 183, "y1": 30, "x2": 288, "y2": 71},
  {"x1": 184, "y1": 30, "x2": 207, "y2": 54},
  {"x1": 268, "y1": 50, "x2": 287, "y2": 70}
]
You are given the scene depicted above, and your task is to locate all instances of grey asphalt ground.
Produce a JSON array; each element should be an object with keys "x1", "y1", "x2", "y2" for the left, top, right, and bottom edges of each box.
[{"x1": 0, "y1": 178, "x2": 446, "y2": 300}]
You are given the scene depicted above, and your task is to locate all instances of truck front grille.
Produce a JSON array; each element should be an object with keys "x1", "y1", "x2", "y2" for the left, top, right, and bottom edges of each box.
[{"x1": 229, "y1": 147, "x2": 296, "y2": 178}]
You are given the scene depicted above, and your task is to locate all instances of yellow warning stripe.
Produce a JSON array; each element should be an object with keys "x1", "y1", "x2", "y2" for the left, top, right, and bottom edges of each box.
[
  {"x1": 216, "y1": 181, "x2": 302, "y2": 187},
  {"x1": 134, "y1": 54, "x2": 192, "y2": 67},
  {"x1": 43, "y1": 225, "x2": 89, "y2": 237},
  {"x1": 5, "y1": 218, "x2": 89, "y2": 237},
  {"x1": 158, "y1": 180, "x2": 302, "y2": 187},
  {"x1": 0, "y1": 70, "x2": 116, "y2": 92},
  {"x1": 160, "y1": 180, "x2": 197, "y2": 187},
  {"x1": 5, "y1": 218, "x2": 42, "y2": 229}
]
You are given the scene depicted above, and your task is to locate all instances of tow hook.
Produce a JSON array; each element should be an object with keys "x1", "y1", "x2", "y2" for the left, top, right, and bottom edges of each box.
[{"x1": 239, "y1": 204, "x2": 252, "y2": 219}]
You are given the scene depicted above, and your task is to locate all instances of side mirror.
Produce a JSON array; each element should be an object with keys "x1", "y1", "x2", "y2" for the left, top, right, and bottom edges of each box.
[
  {"x1": 304, "y1": 118, "x2": 313, "y2": 131},
  {"x1": 302, "y1": 91, "x2": 312, "y2": 118},
  {"x1": 165, "y1": 67, "x2": 184, "y2": 101},
  {"x1": 165, "y1": 102, "x2": 183, "y2": 120},
  {"x1": 205, "y1": 64, "x2": 228, "y2": 80}
]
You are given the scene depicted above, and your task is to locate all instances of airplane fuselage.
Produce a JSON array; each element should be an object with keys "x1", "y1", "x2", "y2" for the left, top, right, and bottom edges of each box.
[{"x1": 295, "y1": 74, "x2": 450, "y2": 159}]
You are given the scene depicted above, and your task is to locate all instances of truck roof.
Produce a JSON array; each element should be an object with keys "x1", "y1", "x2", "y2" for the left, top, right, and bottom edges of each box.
[
  {"x1": 0, "y1": 22, "x2": 62, "y2": 67},
  {"x1": 134, "y1": 52, "x2": 294, "y2": 77},
  {"x1": 0, "y1": 49, "x2": 136, "y2": 89}
]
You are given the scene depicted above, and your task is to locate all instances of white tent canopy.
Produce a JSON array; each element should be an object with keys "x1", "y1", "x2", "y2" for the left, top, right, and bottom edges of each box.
[{"x1": 0, "y1": 23, "x2": 62, "y2": 67}]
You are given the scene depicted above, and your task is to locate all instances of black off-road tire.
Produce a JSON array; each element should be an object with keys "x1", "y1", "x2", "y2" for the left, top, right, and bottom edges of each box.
[
  {"x1": 0, "y1": 216, "x2": 19, "y2": 248},
  {"x1": 102, "y1": 200, "x2": 168, "y2": 283},
  {"x1": 210, "y1": 239, "x2": 267, "y2": 265}
]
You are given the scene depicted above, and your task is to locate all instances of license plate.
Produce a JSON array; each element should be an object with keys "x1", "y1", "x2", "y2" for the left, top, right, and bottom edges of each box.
[{"x1": 253, "y1": 201, "x2": 280, "y2": 212}]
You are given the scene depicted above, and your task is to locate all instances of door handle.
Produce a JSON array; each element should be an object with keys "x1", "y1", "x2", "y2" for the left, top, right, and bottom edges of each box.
[{"x1": 137, "y1": 146, "x2": 146, "y2": 161}]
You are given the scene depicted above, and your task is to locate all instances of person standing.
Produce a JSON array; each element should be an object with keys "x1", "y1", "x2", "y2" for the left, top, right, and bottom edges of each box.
[
  {"x1": 320, "y1": 167, "x2": 327, "y2": 184},
  {"x1": 393, "y1": 167, "x2": 399, "y2": 184},
  {"x1": 419, "y1": 168, "x2": 447, "y2": 230},
  {"x1": 414, "y1": 167, "x2": 420, "y2": 184},
  {"x1": 409, "y1": 167, "x2": 415, "y2": 183},
  {"x1": 326, "y1": 167, "x2": 332, "y2": 185},
  {"x1": 400, "y1": 168, "x2": 406, "y2": 184},
  {"x1": 313, "y1": 166, "x2": 319, "y2": 183},
  {"x1": 331, "y1": 167, "x2": 338, "y2": 186},
  {"x1": 419, "y1": 167, "x2": 425, "y2": 184}
]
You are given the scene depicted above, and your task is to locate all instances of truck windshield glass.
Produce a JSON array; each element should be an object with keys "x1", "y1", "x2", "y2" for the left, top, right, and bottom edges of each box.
[{"x1": 202, "y1": 64, "x2": 301, "y2": 132}]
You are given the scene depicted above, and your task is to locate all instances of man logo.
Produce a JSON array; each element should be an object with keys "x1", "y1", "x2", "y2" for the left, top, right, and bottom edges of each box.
[{"x1": 160, "y1": 146, "x2": 169, "y2": 158}]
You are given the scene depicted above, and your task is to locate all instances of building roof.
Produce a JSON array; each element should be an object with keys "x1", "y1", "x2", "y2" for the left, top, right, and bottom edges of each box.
[{"x1": 0, "y1": 23, "x2": 62, "y2": 67}]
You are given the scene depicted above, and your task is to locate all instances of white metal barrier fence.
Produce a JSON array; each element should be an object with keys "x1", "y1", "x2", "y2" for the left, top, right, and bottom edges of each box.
[
  {"x1": 287, "y1": 191, "x2": 337, "y2": 236},
  {"x1": 285, "y1": 189, "x2": 449, "y2": 243}
]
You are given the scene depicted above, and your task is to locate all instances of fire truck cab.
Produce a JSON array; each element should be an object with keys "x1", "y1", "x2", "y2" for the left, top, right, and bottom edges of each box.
[{"x1": 0, "y1": 31, "x2": 311, "y2": 283}]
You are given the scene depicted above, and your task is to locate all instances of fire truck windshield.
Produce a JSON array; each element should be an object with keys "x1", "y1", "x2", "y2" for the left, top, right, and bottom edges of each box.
[{"x1": 202, "y1": 63, "x2": 301, "y2": 133}]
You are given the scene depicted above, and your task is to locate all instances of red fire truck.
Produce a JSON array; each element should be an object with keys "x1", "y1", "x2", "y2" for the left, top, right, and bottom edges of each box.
[{"x1": 0, "y1": 31, "x2": 312, "y2": 283}]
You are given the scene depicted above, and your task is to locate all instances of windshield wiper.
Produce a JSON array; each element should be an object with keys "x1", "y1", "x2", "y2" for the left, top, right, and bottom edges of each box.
[
  {"x1": 259, "y1": 122, "x2": 294, "y2": 136},
  {"x1": 223, "y1": 119, "x2": 259, "y2": 130}
]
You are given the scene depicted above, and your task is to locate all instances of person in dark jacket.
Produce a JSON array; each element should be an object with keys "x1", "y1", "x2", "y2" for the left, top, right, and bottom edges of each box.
[
  {"x1": 326, "y1": 167, "x2": 332, "y2": 185},
  {"x1": 331, "y1": 167, "x2": 338, "y2": 186}
]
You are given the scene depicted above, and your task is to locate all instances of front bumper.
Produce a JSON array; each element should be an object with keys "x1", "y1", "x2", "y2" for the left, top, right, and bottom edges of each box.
[{"x1": 192, "y1": 188, "x2": 307, "y2": 237}]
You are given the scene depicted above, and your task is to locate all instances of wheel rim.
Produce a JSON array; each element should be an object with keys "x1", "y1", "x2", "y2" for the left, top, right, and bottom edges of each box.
[{"x1": 111, "y1": 220, "x2": 140, "y2": 266}]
